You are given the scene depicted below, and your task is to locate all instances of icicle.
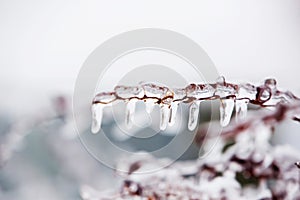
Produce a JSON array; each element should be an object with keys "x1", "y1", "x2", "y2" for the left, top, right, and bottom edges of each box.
[
  {"x1": 145, "y1": 99, "x2": 156, "y2": 113},
  {"x1": 188, "y1": 101, "x2": 200, "y2": 131},
  {"x1": 169, "y1": 102, "x2": 178, "y2": 126},
  {"x1": 220, "y1": 98, "x2": 234, "y2": 127},
  {"x1": 125, "y1": 99, "x2": 138, "y2": 129},
  {"x1": 160, "y1": 105, "x2": 171, "y2": 131},
  {"x1": 91, "y1": 104, "x2": 104, "y2": 134},
  {"x1": 235, "y1": 99, "x2": 249, "y2": 122}
]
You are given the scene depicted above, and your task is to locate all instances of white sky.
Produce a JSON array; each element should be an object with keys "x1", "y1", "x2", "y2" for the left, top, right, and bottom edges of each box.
[{"x1": 0, "y1": 0, "x2": 300, "y2": 113}]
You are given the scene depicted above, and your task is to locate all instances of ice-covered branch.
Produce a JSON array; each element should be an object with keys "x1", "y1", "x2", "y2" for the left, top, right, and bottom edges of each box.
[{"x1": 91, "y1": 77, "x2": 300, "y2": 133}]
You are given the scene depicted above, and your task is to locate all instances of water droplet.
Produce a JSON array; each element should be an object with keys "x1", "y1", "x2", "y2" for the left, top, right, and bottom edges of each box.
[
  {"x1": 188, "y1": 101, "x2": 200, "y2": 131},
  {"x1": 160, "y1": 105, "x2": 171, "y2": 131},
  {"x1": 91, "y1": 104, "x2": 104, "y2": 134},
  {"x1": 235, "y1": 99, "x2": 249, "y2": 122},
  {"x1": 145, "y1": 99, "x2": 156, "y2": 113},
  {"x1": 169, "y1": 102, "x2": 178, "y2": 126},
  {"x1": 216, "y1": 76, "x2": 226, "y2": 85},
  {"x1": 220, "y1": 98, "x2": 234, "y2": 127},
  {"x1": 125, "y1": 99, "x2": 138, "y2": 128}
]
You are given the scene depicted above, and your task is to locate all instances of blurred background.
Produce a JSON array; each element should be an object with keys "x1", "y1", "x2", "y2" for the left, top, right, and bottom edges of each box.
[{"x1": 1, "y1": 0, "x2": 300, "y2": 199}]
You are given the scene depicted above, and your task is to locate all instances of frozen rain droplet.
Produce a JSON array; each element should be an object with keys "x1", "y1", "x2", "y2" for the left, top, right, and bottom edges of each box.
[
  {"x1": 235, "y1": 99, "x2": 249, "y2": 122},
  {"x1": 220, "y1": 98, "x2": 234, "y2": 127},
  {"x1": 145, "y1": 99, "x2": 156, "y2": 113},
  {"x1": 216, "y1": 76, "x2": 226, "y2": 85},
  {"x1": 169, "y1": 102, "x2": 178, "y2": 126},
  {"x1": 188, "y1": 101, "x2": 200, "y2": 131},
  {"x1": 125, "y1": 99, "x2": 138, "y2": 128},
  {"x1": 160, "y1": 105, "x2": 171, "y2": 131},
  {"x1": 91, "y1": 104, "x2": 104, "y2": 134}
]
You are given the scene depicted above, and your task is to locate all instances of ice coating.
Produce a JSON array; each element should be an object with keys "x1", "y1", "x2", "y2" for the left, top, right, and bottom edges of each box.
[
  {"x1": 115, "y1": 85, "x2": 144, "y2": 99},
  {"x1": 214, "y1": 76, "x2": 237, "y2": 98},
  {"x1": 92, "y1": 92, "x2": 116, "y2": 104},
  {"x1": 173, "y1": 88, "x2": 187, "y2": 100},
  {"x1": 186, "y1": 84, "x2": 214, "y2": 100},
  {"x1": 140, "y1": 82, "x2": 171, "y2": 99},
  {"x1": 91, "y1": 77, "x2": 300, "y2": 133}
]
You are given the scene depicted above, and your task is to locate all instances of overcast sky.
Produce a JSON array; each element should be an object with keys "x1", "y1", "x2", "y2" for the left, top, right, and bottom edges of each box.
[{"x1": 1, "y1": 0, "x2": 300, "y2": 113}]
